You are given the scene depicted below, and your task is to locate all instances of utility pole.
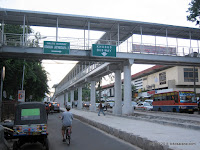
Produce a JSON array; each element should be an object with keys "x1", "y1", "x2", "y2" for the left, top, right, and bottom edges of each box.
[{"x1": 0, "y1": 66, "x2": 5, "y2": 122}]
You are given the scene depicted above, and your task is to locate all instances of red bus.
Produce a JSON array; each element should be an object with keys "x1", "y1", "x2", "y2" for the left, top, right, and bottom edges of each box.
[{"x1": 153, "y1": 91, "x2": 198, "y2": 113}]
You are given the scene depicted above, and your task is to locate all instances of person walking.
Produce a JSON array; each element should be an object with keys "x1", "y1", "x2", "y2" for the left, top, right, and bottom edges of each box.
[
  {"x1": 98, "y1": 102, "x2": 105, "y2": 116},
  {"x1": 198, "y1": 100, "x2": 200, "y2": 114}
]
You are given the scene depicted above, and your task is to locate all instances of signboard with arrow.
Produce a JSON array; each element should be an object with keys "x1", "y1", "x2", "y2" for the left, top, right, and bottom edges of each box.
[{"x1": 92, "y1": 44, "x2": 116, "y2": 57}]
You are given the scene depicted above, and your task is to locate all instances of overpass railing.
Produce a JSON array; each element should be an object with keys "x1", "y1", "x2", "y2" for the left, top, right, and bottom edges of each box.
[
  {"x1": 55, "y1": 62, "x2": 106, "y2": 95},
  {"x1": 1, "y1": 33, "x2": 199, "y2": 57}
]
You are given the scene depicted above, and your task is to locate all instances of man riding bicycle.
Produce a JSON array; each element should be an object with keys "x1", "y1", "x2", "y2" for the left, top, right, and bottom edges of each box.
[{"x1": 61, "y1": 106, "x2": 73, "y2": 142}]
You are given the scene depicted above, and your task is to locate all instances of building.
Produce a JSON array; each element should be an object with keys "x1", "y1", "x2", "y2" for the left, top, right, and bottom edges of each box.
[{"x1": 101, "y1": 65, "x2": 200, "y2": 100}]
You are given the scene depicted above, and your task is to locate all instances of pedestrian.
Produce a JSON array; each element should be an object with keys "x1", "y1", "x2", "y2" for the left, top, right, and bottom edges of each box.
[
  {"x1": 61, "y1": 106, "x2": 73, "y2": 142},
  {"x1": 104, "y1": 100, "x2": 108, "y2": 111},
  {"x1": 98, "y1": 102, "x2": 105, "y2": 116},
  {"x1": 198, "y1": 100, "x2": 200, "y2": 114},
  {"x1": 44, "y1": 102, "x2": 50, "y2": 119}
]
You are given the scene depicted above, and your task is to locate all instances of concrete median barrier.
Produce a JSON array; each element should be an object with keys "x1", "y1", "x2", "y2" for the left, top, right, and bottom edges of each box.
[{"x1": 74, "y1": 114, "x2": 173, "y2": 150}]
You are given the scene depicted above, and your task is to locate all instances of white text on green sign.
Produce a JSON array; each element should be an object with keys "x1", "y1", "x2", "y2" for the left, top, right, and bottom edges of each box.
[
  {"x1": 43, "y1": 41, "x2": 70, "y2": 54},
  {"x1": 92, "y1": 44, "x2": 116, "y2": 57}
]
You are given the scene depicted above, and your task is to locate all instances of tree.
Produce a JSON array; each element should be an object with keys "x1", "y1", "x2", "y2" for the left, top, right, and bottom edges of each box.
[
  {"x1": 187, "y1": 0, "x2": 200, "y2": 25},
  {"x1": 0, "y1": 59, "x2": 49, "y2": 101},
  {"x1": 82, "y1": 83, "x2": 90, "y2": 101},
  {"x1": 1, "y1": 24, "x2": 32, "y2": 46},
  {"x1": 0, "y1": 24, "x2": 49, "y2": 101}
]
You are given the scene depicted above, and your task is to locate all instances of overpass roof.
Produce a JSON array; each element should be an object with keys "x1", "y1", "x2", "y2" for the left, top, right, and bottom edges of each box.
[{"x1": 0, "y1": 8, "x2": 200, "y2": 43}]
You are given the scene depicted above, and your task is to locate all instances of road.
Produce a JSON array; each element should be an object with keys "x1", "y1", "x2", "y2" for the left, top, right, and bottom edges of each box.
[{"x1": 16, "y1": 112, "x2": 141, "y2": 150}]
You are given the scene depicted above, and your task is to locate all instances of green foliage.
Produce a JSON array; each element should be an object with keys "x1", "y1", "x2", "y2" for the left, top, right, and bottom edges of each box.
[
  {"x1": 0, "y1": 59, "x2": 49, "y2": 102},
  {"x1": 187, "y1": 0, "x2": 200, "y2": 23},
  {"x1": 82, "y1": 83, "x2": 90, "y2": 101},
  {"x1": 1, "y1": 24, "x2": 33, "y2": 46}
]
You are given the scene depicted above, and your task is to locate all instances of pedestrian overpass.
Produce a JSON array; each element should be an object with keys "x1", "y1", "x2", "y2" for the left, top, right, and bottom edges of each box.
[{"x1": 0, "y1": 8, "x2": 200, "y2": 115}]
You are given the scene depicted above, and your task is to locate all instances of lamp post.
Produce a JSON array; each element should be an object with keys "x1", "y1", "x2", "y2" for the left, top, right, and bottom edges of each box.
[{"x1": 0, "y1": 66, "x2": 5, "y2": 122}]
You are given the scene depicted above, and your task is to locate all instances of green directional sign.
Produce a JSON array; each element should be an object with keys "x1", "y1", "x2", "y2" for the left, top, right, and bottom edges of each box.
[
  {"x1": 92, "y1": 44, "x2": 116, "y2": 57},
  {"x1": 43, "y1": 41, "x2": 70, "y2": 54}
]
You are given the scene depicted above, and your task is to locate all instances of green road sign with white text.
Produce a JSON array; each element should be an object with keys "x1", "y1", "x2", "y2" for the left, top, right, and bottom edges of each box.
[
  {"x1": 43, "y1": 41, "x2": 70, "y2": 54},
  {"x1": 92, "y1": 44, "x2": 116, "y2": 57}
]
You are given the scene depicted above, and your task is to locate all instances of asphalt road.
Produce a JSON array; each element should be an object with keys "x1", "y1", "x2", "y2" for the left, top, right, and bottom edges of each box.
[
  {"x1": 48, "y1": 112, "x2": 141, "y2": 150},
  {"x1": 11, "y1": 112, "x2": 141, "y2": 150}
]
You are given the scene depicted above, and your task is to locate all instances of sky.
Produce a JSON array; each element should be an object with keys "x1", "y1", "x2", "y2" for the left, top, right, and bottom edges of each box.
[{"x1": 0, "y1": 0, "x2": 198, "y2": 93}]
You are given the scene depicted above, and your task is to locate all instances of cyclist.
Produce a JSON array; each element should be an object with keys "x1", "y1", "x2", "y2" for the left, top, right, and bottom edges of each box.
[{"x1": 61, "y1": 106, "x2": 73, "y2": 142}]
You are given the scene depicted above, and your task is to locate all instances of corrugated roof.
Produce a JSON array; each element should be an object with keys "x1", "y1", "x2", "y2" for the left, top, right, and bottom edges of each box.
[{"x1": 1, "y1": 8, "x2": 200, "y2": 45}]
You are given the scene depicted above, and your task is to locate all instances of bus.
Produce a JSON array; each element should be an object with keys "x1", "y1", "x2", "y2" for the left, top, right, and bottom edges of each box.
[{"x1": 152, "y1": 91, "x2": 198, "y2": 113}]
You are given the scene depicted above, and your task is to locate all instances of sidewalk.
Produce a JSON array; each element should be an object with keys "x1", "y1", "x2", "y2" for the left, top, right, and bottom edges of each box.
[{"x1": 68, "y1": 108, "x2": 200, "y2": 150}]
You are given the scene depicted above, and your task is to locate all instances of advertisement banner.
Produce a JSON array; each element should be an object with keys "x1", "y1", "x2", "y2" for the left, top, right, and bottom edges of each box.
[{"x1": 132, "y1": 44, "x2": 176, "y2": 55}]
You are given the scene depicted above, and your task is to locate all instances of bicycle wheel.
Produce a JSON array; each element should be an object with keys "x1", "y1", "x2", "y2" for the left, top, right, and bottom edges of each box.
[
  {"x1": 66, "y1": 129, "x2": 71, "y2": 145},
  {"x1": 66, "y1": 135, "x2": 70, "y2": 145}
]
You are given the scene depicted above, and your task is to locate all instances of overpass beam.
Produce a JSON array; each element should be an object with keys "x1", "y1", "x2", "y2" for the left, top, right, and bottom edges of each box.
[
  {"x1": 89, "y1": 80, "x2": 96, "y2": 112},
  {"x1": 122, "y1": 62, "x2": 133, "y2": 115},
  {"x1": 77, "y1": 86, "x2": 83, "y2": 109},
  {"x1": 113, "y1": 70, "x2": 122, "y2": 115}
]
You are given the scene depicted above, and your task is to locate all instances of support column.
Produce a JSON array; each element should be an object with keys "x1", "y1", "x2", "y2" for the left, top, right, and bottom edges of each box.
[
  {"x1": 23, "y1": 15, "x2": 26, "y2": 46},
  {"x1": 1, "y1": 20, "x2": 4, "y2": 44},
  {"x1": 60, "y1": 94, "x2": 65, "y2": 108},
  {"x1": 113, "y1": 70, "x2": 122, "y2": 115},
  {"x1": 88, "y1": 21, "x2": 90, "y2": 50},
  {"x1": 56, "y1": 17, "x2": 58, "y2": 41},
  {"x1": 65, "y1": 92, "x2": 69, "y2": 106},
  {"x1": 78, "y1": 86, "x2": 83, "y2": 109},
  {"x1": 90, "y1": 81, "x2": 96, "y2": 111},
  {"x1": 70, "y1": 90, "x2": 74, "y2": 108},
  {"x1": 122, "y1": 63, "x2": 133, "y2": 115}
]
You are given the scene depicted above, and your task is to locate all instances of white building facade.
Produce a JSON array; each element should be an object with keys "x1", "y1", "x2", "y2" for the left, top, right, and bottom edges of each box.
[{"x1": 101, "y1": 65, "x2": 200, "y2": 99}]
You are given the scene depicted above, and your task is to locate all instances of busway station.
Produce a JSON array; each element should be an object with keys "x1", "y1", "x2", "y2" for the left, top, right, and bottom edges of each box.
[{"x1": 0, "y1": 8, "x2": 200, "y2": 115}]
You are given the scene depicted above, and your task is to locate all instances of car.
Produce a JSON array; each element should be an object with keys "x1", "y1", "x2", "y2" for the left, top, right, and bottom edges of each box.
[
  {"x1": 132, "y1": 101, "x2": 137, "y2": 109},
  {"x1": 144, "y1": 99, "x2": 153, "y2": 105},
  {"x1": 83, "y1": 101, "x2": 91, "y2": 107},
  {"x1": 134, "y1": 102, "x2": 153, "y2": 111},
  {"x1": 107, "y1": 101, "x2": 115, "y2": 108},
  {"x1": 50, "y1": 102, "x2": 60, "y2": 112}
]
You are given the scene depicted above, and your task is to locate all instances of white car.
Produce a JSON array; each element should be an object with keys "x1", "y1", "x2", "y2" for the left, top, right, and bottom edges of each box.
[
  {"x1": 144, "y1": 99, "x2": 153, "y2": 105},
  {"x1": 134, "y1": 102, "x2": 153, "y2": 111}
]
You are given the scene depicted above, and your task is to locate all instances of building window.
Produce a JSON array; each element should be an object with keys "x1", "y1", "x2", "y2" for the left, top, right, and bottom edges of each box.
[
  {"x1": 159, "y1": 72, "x2": 166, "y2": 85},
  {"x1": 184, "y1": 68, "x2": 198, "y2": 82}
]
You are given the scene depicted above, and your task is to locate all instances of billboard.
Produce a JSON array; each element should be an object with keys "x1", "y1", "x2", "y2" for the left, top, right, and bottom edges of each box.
[{"x1": 132, "y1": 44, "x2": 176, "y2": 55}]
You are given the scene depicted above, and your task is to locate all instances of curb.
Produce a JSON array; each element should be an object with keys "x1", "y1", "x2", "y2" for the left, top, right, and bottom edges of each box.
[{"x1": 74, "y1": 114, "x2": 174, "y2": 150}]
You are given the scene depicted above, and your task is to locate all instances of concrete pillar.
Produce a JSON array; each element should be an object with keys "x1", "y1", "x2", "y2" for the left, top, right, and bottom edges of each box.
[
  {"x1": 65, "y1": 92, "x2": 69, "y2": 106},
  {"x1": 113, "y1": 70, "x2": 122, "y2": 115},
  {"x1": 77, "y1": 86, "x2": 83, "y2": 109},
  {"x1": 70, "y1": 90, "x2": 74, "y2": 108},
  {"x1": 60, "y1": 94, "x2": 65, "y2": 108},
  {"x1": 122, "y1": 64, "x2": 133, "y2": 115},
  {"x1": 90, "y1": 81, "x2": 96, "y2": 111}
]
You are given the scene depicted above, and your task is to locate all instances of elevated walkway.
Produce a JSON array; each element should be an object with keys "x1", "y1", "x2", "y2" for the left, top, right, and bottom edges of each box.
[{"x1": 65, "y1": 108, "x2": 200, "y2": 150}]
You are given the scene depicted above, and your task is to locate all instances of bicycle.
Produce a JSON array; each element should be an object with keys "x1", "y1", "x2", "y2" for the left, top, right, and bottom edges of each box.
[{"x1": 65, "y1": 126, "x2": 71, "y2": 145}]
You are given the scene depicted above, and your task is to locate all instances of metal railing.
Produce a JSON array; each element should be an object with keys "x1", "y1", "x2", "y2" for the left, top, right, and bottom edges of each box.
[
  {"x1": 56, "y1": 62, "x2": 104, "y2": 94},
  {"x1": 1, "y1": 33, "x2": 199, "y2": 57}
]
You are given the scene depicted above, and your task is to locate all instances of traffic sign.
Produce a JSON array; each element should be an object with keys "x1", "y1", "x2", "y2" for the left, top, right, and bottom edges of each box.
[
  {"x1": 43, "y1": 41, "x2": 70, "y2": 54},
  {"x1": 18, "y1": 90, "x2": 25, "y2": 102},
  {"x1": 92, "y1": 44, "x2": 116, "y2": 57}
]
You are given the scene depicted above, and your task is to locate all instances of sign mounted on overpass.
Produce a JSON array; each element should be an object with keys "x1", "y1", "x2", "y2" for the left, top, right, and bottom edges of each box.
[
  {"x1": 43, "y1": 41, "x2": 70, "y2": 54},
  {"x1": 92, "y1": 44, "x2": 116, "y2": 57}
]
